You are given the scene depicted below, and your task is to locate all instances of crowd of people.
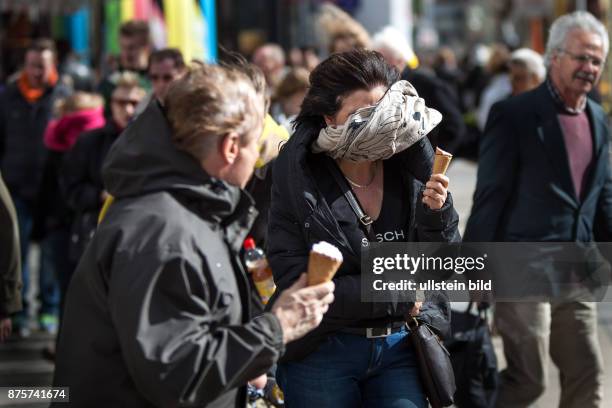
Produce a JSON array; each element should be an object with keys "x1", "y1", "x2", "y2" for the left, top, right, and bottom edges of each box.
[{"x1": 0, "y1": 6, "x2": 610, "y2": 408}]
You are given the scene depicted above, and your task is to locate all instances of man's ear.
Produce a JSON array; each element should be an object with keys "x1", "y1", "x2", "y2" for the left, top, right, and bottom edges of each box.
[
  {"x1": 219, "y1": 132, "x2": 240, "y2": 165},
  {"x1": 324, "y1": 115, "x2": 335, "y2": 126}
]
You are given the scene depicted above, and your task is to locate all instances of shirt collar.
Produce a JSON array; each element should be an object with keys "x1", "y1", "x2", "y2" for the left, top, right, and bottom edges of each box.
[{"x1": 546, "y1": 77, "x2": 586, "y2": 115}]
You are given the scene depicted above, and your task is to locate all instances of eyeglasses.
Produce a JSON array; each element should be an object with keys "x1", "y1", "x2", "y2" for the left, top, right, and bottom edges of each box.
[{"x1": 558, "y1": 49, "x2": 604, "y2": 67}]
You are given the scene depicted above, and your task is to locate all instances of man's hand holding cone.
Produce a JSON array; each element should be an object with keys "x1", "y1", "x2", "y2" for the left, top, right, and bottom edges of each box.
[{"x1": 270, "y1": 242, "x2": 341, "y2": 344}]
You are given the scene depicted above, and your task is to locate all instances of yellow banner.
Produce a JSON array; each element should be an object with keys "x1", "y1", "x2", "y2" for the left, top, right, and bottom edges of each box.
[{"x1": 120, "y1": 0, "x2": 135, "y2": 21}]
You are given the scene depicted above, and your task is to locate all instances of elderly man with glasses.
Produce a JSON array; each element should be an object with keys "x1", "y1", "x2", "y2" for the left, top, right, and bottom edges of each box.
[{"x1": 465, "y1": 11, "x2": 609, "y2": 408}]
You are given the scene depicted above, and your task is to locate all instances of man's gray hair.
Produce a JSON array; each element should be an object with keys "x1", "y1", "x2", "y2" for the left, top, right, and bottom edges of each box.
[
  {"x1": 511, "y1": 48, "x2": 546, "y2": 81},
  {"x1": 544, "y1": 11, "x2": 609, "y2": 68},
  {"x1": 372, "y1": 26, "x2": 416, "y2": 64}
]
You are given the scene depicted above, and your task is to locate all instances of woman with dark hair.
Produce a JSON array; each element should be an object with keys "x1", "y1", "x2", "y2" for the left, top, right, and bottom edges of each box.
[{"x1": 267, "y1": 49, "x2": 460, "y2": 407}]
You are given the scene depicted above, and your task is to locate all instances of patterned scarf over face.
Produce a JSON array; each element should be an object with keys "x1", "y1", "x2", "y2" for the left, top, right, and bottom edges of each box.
[{"x1": 312, "y1": 80, "x2": 442, "y2": 162}]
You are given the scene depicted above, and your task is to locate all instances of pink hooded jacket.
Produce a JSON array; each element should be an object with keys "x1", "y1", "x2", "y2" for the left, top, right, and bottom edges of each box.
[{"x1": 44, "y1": 107, "x2": 106, "y2": 152}]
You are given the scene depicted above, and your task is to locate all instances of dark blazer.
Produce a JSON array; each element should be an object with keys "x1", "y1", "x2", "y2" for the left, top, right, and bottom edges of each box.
[{"x1": 464, "y1": 82, "x2": 612, "y2": 243}]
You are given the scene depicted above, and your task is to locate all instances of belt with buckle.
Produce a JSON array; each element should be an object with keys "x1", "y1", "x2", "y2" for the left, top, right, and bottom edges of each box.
[{"x1": 339, "y1": 322, "x2": 405, "y2": 338}]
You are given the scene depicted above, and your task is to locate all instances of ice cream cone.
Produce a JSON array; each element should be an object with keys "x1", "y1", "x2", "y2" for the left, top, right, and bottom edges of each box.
[
  {"x1": 433, "y1": 147, "x2": 453, "y2": 175},
  {"x1": 307, "y1": 241, "x2": 343, "y2": 286}
]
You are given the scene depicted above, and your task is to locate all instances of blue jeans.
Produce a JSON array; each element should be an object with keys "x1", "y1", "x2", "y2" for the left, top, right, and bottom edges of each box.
[
  {"x1": 12, "y1": 196, "x2": 60, "y2": 318},
  {"x1": 277, "y1": 327, "x2": 427, "y2": 408}
]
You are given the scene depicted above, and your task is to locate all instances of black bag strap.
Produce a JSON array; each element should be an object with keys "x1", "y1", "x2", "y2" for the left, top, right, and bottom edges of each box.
[{"x1": 325, "y1": 159, "x2": 377, "y2": 242}]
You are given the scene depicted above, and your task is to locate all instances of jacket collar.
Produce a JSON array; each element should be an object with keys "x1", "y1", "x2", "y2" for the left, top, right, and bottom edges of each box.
[{"x1": 545, "y1": 77, "x2": 586, "y2": 114}]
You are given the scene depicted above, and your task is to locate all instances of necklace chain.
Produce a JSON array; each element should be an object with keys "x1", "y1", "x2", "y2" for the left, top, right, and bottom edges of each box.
[{"x1": 344, "y1": 162, "x2": 378, "y2": 188}]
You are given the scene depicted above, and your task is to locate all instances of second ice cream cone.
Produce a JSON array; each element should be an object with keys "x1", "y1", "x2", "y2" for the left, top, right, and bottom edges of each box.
[{"x1": 433, "y1": 147, "x2": 453, "y2": 175}]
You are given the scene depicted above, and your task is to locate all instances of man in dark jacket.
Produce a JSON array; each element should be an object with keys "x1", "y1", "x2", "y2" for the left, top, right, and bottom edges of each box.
[
  {"x1": 464, "y1": 11, "x2": 610, "y2": 407},
  {"x1": 0, "y1": 39, "x2": 69, "y2": 335},
  {"x1": 53, "y1": 62, "x2": 334, "y2": 407},
  {"x1": 0, "y1": 171, "x2": 21, "y2": 342}
]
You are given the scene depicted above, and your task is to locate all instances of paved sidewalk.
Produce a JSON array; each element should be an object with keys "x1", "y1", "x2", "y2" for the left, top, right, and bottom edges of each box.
[{"x1": 0, "y1": 331, "x2": 54, "y2": 407}]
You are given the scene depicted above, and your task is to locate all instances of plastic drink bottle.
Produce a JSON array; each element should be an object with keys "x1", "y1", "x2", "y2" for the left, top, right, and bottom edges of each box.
[{"x1": 243, "y1": 237, "x2": 276, "y2": 304}]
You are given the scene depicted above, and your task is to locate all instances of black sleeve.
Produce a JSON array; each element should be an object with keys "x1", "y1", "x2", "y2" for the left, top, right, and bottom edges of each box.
[
  {"x1": 395, "y1": 137, "x2": 434, "y2": 184},
  {"x1": 60, "y1": 134, "x2": 102, "y2": 212},
  {"x1": 400, "y1": 135, "x2": 458, "y2": 338},
  {"x1": 415, "y1": 192, "x2": 461, "y2": 243},
  {"x1": 400, "y1": 132, "x2": 460, "y2": 242},
  {"x1": 109, "y1": 252, "x2": 284, "y2": 407},
  {"x1": 418, "y1": 293, "x2": 451, "y2": 339},
  {"x1": 413, "y1": 188, "x2": 458, "y2": 338},
  {"x1": 464, "y1": 101, "x2": 519, "y2": 242}
]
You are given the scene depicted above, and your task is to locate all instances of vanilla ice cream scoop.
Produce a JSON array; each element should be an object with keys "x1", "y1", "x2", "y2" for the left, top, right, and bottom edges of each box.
[{"x1": 308, "y1": 241, "x2": 343, "y2": 285}]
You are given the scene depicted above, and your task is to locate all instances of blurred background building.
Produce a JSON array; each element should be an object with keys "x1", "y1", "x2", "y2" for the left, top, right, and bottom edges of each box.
[{"x1": 0, "y1": 0, "x2": 610, "y2": 111}]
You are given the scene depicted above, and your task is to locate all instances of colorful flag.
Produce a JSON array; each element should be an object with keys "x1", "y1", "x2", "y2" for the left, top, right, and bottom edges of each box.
[
  {"x1": 149, "y1": 0, "x2": 167, "y2": 50},
  {"x1": 120, "y1": 0, "x2": 135, "y2": 21},
  {"x1": 164, "y1": 0, "x2": 205, "y2": 62},
  {"x1": 200, "y1": 0, "x2": 217, "y2": 62},
  {"x1": 134, "y1": 0, "x2": 152, "y2": 19},
  {"x1": 105, "y1": 0, "x2": 121, "y2": 54},
  {"x1": 65, "y1": 6, "x2": 90, "y2": 62}
]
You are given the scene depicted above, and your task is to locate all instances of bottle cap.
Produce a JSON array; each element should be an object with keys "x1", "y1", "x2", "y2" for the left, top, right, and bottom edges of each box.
[{"x1": 243, "y1": 237, "x2": 256, "y2": 250}]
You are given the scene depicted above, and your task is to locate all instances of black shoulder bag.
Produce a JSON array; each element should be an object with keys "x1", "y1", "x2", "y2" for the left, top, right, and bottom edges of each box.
[
  {"x1": 326, "y1": 159, "x2": 456, "y2": 408},
  {"x1": 444, "y1": 302, "x2": 497, "y2": 408}
]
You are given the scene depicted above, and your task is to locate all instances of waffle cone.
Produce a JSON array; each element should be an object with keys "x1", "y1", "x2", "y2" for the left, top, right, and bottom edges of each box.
[
  {"x1": 433, "y1": 147, "x2": 453, "y2": 175},
  {"x1": 307, "y1": 251, "x2": 342, "y2": 285}
]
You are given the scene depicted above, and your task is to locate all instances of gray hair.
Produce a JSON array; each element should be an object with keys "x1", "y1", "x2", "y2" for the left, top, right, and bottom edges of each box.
[
  {"x1": 165, "y1": 62, "x2": 266, "y2": 162},
  {"x1": 511, "y1": 48, "x2": 546, "y2": 81},
  {"x1": 544, "y1": 11, "x2": 609, "y2": 68},
  {"x1": 372, "y1": 26, "x2": 416, "y2": 63}
]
